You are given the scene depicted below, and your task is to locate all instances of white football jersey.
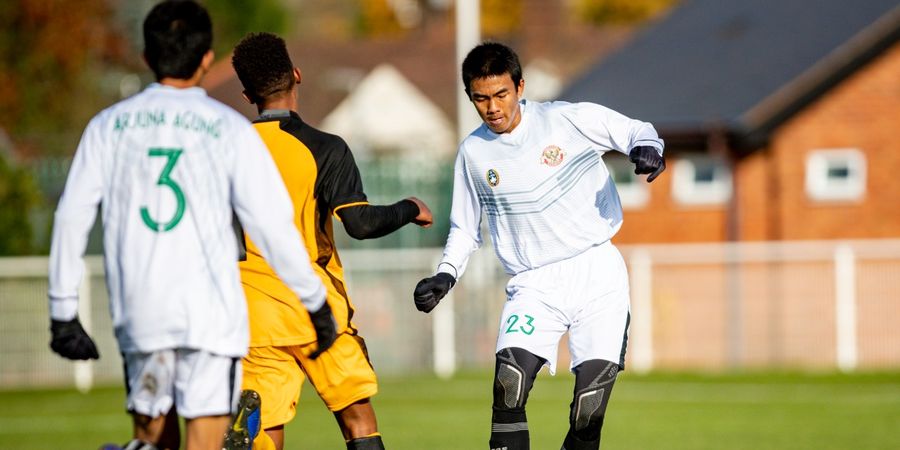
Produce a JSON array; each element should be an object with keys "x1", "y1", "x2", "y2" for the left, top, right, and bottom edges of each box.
[
  {"x1": 438, "y1": 99, "x2": 663, "y2": 277},
  {"x1": 48, "y1": 83, "x2": 326, "y2": 357}
]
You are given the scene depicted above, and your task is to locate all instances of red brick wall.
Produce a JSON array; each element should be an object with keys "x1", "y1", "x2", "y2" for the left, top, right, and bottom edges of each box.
[
  {"x1": 768, "y1": 42, "x2": 900, "y2": 240},
  {"x1": 615, "y1": 41, "x2": 900, "y2": 244},
  {"x1": 614, "y1": 177, "x2": 729, "y2": 243},
  {"x1": 734, "y1": 149, "x2": 773, "y2": 240}
]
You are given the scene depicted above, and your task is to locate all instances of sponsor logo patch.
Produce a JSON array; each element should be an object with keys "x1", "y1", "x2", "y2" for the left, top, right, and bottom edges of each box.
[
  {"x1": 486, "y1": 169, "x2": 500, "y2": 187},
  {"x1": 540, "y1": 145, "x2": 565, "y2": 167}
]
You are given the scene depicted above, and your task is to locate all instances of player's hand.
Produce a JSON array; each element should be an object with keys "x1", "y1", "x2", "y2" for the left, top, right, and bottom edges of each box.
[
  {"x1": 413, "y1": 273, "x2": 456, "y2": 313},
  {"x1": 308, "y1": 302, "x2": 338, "y2": 359},
  {"x1": 50, "y1": 317, "x2": 100, "y2": 360},
  {"x1": 629, "y1": 146, "x2": 666, "y2": 182},
  {"x1": 407, "y1": 197, "x2": 433, "y2": 228}
]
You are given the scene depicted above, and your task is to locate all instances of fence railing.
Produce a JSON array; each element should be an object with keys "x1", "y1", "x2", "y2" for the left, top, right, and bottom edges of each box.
[
  {"x1": 2, "y1": 239, "x2": 899, "y2": 390},
  {"x1": 24, "y1": 156, "x2": 457, "y2": 253}
]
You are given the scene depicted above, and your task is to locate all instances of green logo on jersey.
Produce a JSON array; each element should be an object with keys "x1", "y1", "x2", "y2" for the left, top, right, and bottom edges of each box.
[{"x1": 140, "y1": 148, "x2": 185, "y2": 232}]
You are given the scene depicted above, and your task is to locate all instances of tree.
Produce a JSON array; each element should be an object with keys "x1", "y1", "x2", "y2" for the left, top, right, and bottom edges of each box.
[
  {"x1": 0, "y1": 0, "x2": 127, "y2": 156},
  {"x1": 205, "y1": 0, "x2": 289, "y2": 55},
  {"x1": 574, "y1": 0, "x2": 678, "y2": 25},
  {"x1": 482, "y1": 0, "x2": 522, "y2": 36},
  {"x1": 0, "y1": 151, "x2": 41, "y2": 255}
]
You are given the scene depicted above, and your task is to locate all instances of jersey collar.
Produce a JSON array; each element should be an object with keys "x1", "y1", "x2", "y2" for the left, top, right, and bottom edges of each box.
[
  {"x1": 255, "y1": 109, "x2": 305, "y2": 124},
  {"x1": 257, "y1": 109, "x2": 291, "y2": 120},
  {"x1": 145, "y1": 82, "x2": 207, "y2": 97}
]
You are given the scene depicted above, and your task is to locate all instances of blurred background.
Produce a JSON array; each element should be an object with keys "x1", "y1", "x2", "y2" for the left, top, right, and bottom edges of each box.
[{"x1": 1, "y1": 0, "x2": 899, "y2": 448}]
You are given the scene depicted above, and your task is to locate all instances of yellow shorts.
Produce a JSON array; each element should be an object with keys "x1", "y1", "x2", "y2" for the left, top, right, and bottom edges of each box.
[{"x1": 241, "y1": 332, "x2": 378, "y2": 429}]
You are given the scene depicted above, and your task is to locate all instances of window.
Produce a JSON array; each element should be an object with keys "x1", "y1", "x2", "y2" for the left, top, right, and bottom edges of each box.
[
  {"x1": 672, "y1": 153, "x2": 732, "y2": 205},
  {"x1": 805, "y1": 149, "x2": 866, "y2": 202},
  {"x1": 605, "y1": 152, "x2": 649, "y2": 209}
]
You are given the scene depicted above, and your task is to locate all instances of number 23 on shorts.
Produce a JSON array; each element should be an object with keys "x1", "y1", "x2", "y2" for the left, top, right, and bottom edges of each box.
[{"x1": 504, "y1": 314, "x2": 535, "y2": 335}]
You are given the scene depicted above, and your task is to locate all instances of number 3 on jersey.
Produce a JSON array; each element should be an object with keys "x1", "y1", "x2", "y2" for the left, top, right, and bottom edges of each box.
[{"x1": 141, "y1": 148, "x2": 185, "y2": 232}]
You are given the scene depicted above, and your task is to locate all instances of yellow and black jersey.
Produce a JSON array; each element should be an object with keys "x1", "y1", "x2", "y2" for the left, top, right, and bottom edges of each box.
[{"x1": 239, "y1": 110, "x2": 368, "y2": 347}]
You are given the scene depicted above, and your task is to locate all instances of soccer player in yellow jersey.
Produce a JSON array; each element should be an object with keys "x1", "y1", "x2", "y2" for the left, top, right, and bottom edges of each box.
[{"x1": 226, "y1": 33, "x2": 433, "y2": 450}]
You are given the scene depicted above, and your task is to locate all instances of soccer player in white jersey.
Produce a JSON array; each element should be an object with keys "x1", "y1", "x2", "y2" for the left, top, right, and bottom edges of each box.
[
  {"x1": 413, "y1": 42, "x2": 666, "y2": 450},
  {"x1": 46, "y1": 2, "x2": 336, "y2": 450}
]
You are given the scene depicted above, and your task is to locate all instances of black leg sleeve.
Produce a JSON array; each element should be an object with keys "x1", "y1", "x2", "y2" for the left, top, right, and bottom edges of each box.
[
  {"x1": 346, "y1": 435, "x2": 385, "y2": 450},
  {"x1": 489, "y1": 347, "x2": 545, "y2": 450},
  {"x1": 561, "y1": 360, "x2": 620, "y2": 450}
]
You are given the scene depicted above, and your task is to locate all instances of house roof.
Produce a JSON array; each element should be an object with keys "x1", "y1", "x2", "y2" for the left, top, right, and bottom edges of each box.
[
  {"x1": 558, "y1": 0, "x2": 900, "y2": 147},
  {"x1": 320, "y1": 64, "x2": 456, "y2": 157}
]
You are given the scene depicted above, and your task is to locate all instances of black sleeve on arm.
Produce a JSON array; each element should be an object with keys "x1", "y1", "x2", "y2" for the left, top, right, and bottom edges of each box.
[
  {"x1": 337, "y1": 200, "x2": 420, "y2": 240},
  {"x1": 232, "y1": 213, "x2": 247, "y2": 261}
]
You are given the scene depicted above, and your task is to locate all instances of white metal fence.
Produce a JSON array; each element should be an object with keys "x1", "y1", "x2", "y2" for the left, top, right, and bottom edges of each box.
[{"x1": 2, "y1": 239, "x2": 900, "y2": 390}]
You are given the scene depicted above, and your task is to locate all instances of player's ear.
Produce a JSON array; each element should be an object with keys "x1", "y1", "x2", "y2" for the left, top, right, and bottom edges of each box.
[
  {"x1": 516, "y1": 77, "x2": 525, "y2": 97},
  {"x1": 200, "y1": 50, "x2": 214, "y2": 72},
  {"x1": 293, "y1": 67, "x2": 302, "y2": 85},
  {"x1": 241, "y1": 90, "x2": 255, "y2": 105}
]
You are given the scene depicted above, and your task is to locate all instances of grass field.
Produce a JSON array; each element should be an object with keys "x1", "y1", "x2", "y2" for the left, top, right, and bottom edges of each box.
[{"x1": 1, "y1": 371, "x2": 898, "y2": 449}]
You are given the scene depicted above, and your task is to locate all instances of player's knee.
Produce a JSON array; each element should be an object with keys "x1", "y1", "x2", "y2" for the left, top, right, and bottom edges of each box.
[
  {"x1": 494, "y1": 360, "x2": 527, "y2": 411},
  {"x1": 569, "y1": 359, "x2": 619, "y2": 442},
  {"x1": 570, "y1": 390, "x2": 606, "y2": 441},
  {"x1": 492, "y1": 347, "x2": 544, "y2": 411}
]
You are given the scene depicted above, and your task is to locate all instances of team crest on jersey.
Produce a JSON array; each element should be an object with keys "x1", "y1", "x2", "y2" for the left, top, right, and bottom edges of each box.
[
  {"x1": 486, "y1": 169, "x2": 500, "y2": 187},
  {"x1": 540, "y1": 145, "x2": 565, "y2": 167}
]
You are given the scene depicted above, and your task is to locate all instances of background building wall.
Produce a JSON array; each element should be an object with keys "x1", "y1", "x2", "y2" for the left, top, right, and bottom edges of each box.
[
  {"x1": 769, "y1": 42, "x2": 900, "y2": 240},
  {"x1": 617, "y1": 42, "x2": 900, "y2": 244}
]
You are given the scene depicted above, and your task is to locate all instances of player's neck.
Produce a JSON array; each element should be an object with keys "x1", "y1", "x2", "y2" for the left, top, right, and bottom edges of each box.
[
  {"x1": 257, "y1": 91, "x2": 298, "y2": 115},
  {"x1": 158, "y1": 70, "x2": 205, "y2": 89},
  {"x1": 503, "y1": 104, "x2": 524, "y2": 134},
  {"x1": 158, "y1": 58, "x2": 209, "y2": 89}
]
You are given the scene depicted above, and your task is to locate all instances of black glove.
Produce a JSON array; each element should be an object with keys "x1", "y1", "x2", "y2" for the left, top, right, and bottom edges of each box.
[
  {"x1": 413, "y1": 273, "x2": 456, "y2": 313},
  {"x1": 629, "y1": 146, "x2": 666, "y2": 182},
  {"x1": 308, "y1": 302, "x2": 337, "y2": 359},
  {"x1": 50, "y1": 317, "x2": 99, "y2": 360}
]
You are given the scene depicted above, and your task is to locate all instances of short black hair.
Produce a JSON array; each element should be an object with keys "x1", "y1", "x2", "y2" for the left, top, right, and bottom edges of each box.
[
  {"x1": 231, "y1": 32, "x2": 295, "y2": 103},
  {"x1": 461, "y1": 42, "x2": 523, "y2": 98},
  {"x1": 143, "y1": 0, "x2": 212, "y2": 80}
]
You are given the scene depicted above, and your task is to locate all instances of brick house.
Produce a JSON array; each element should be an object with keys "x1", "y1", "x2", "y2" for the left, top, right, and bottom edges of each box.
[{"x1": 561, "y1": 0, "x2": 900, "y2": 244}]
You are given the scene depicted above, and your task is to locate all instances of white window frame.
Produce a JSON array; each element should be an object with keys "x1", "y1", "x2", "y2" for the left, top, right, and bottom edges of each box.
[
  {"x1": 805, "y1": 148, "x2": 866, "y2": 202},
  {"x1": 671, "y1": 153, "x2": 732, "y2": 205},
  {"x1": 606, "y1": 152, "x2": 649, "y2": 209}
]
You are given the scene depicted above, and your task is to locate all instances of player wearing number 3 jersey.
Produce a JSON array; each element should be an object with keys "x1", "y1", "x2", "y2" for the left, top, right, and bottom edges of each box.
[
  {"x1": 46, "y1": 2, "x2": 335, "y2": 450},
  {"x1": 413, "y1": 42, "x2": 666, "y2": 450}
]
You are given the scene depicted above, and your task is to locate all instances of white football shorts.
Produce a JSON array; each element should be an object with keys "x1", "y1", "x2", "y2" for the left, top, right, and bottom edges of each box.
[
  {"x1": 123, "y1": 349, "x2": 241, "y2": 419},
  {"x1": 495, "y1": 240, "x2": 631, "y2": 375}
]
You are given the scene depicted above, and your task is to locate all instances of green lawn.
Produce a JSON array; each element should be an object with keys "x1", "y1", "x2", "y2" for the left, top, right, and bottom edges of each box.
[{"x1": 1, "y1": 371, "x2": 898, "y2": 449}]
